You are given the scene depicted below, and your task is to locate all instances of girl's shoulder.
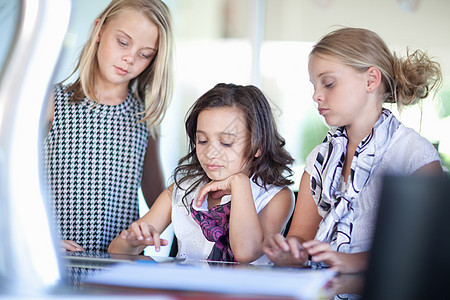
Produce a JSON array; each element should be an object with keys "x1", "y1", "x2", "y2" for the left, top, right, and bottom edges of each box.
[
  {"x1": 384, "y1": 124, "x2": 441, "y2": 174},
  {"x1": 251, "y1": 178, "x2": 284, "y2": 198},
  {"x1": 390, "y1": 124, "x2": 438, "y2": 154},
  {"x1": 113, "y1": 90, "x2": 146, "y2": 117},
  {"x1": 128, "y1": 90, "x2": 144, "y2": 104},
  {"x1": 172, "y1": 175, "x2": 205, "y2": 204},
  {"x1": 53, "y1": 83, "x2": 70, "y2": 94},
  {"x1": 250, "y1": 178, "x2": 286, "y2": 213},
  {"x1": 52, "y1": 83, "x2": 73, "y2": 105},
  {"x1": 304, "y1": 144, "x2": 322, "y2": 175}
]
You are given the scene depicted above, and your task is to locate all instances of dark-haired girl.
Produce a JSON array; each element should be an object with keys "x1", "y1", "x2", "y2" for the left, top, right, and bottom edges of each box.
[{"x1": 109, "y1": 83, "x2": 295, "y2": 263}]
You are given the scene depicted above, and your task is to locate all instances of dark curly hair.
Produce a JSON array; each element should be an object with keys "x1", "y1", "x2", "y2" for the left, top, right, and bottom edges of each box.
[{"x1": 173, "y1": 83, "x2": 294, "y2": 208}]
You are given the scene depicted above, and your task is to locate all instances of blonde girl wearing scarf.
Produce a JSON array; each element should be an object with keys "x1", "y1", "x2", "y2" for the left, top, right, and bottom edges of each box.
[{"x1": 264, "y1": 27, "x2": 443, "y2": 274}]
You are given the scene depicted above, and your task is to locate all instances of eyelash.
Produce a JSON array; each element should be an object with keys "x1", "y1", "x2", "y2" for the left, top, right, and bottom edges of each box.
[
  {"x1": 118, "y1": 38, "x2": 151, "y2": 59},
  {"x1": 118, "y1": 39, "x2": 127, "y2": 47},
  {"x1": 139, "y1": 52, "x2": 150, "y2": 59},
  {"x1": 196, "y1": 140, "x2": 232, "y2": 147}
]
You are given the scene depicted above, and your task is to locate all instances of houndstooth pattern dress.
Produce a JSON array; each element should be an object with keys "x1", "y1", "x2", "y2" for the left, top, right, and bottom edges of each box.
[{"x1": 44, "y1": 84, "x2": 149, "y2": 252}]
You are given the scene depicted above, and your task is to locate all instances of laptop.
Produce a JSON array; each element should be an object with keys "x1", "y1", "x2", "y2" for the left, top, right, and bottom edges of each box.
[
  {"x1": 63, "y1": 251, "x2": 181, "y2": 269},
  {"x1": 363, "y1": 174, "x2": 450, "y2": 299}
]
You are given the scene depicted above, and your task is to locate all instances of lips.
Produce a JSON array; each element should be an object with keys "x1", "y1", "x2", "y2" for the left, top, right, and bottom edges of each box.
[
  {"x1": 205, "y1": 164, "x2": 223, "y2": 171},
  {"x1": 114, "y1": 66, "x2": 128, "y2": 75},
  {"x1": 318, "y1": 108, "x2": 328, "y2": 115}
]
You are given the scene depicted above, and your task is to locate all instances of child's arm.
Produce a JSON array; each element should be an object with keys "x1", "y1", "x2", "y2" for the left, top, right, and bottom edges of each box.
[
  {"x1": 141, "y1": 135, "x2": 165, "y2": 209},
  {"x1": 44, "y1": 91, "x2": 55, "y2": 135},
  {"x1": 264, "y1": 171, "x2": 322, "y2": 266},
  {"x1": 108, "y1": 184, "x2": 173, "y2": 255},
  {"x1": 413, "y1": 160, "x2": 443, "y2": 175},
  {"x1": 265, "y1": 171, "x2": 371, "y2": 273},
  {"x1": 236, "y1": 185, "x2": 293, "y2": 262},
  {"x1": 285, "y1": 171, "x2": 322, "y2": 243},
  {"x1": 197, "y1": 173, "x2": 294, "y2": 263}
]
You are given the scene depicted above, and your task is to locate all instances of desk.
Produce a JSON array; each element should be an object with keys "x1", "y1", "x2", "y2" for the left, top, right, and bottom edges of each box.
[{"x1": 62, "y1": 251, "x2": 363, "y2": 299}]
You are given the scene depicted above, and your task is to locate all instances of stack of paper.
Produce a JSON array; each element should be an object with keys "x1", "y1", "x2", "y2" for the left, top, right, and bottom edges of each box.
[{"x1": 83, "y1": 262, "x2": 335, "y2": 299}]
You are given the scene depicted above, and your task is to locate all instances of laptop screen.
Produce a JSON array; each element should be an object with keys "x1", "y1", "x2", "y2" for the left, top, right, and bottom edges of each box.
[{"x1": 364, "y1": 174, "x2": 450, "y2": 299}]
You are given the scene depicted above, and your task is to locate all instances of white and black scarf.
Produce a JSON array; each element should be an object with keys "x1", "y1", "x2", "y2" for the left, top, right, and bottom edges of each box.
[{"x1": 311, "y1": 109, "x2": 400, "y2": 253}]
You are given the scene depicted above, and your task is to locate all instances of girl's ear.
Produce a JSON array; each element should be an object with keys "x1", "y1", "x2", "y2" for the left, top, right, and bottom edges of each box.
[
  {"x1": 94, "y1": 19, "x2": 102, "y2": 42},
  {"x1": 366, "y1": 66, "x2": 382, "y2": 93},
  {"x1": 255, "y1": 147, "x2": 262, "y2": 158}
]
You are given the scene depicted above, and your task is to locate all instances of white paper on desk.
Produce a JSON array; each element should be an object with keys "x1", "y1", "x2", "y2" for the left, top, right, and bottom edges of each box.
[{"x1": 83, "y1": 262, "x2": 336, "y2": 299}]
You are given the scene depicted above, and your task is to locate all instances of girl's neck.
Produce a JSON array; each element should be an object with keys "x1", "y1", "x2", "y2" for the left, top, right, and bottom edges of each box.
[
  {"x1": 207, "y1": 192, "x2": 223, "y2": 209},
  {"x1": 95, "y1": 82, "x2": 129, "y2": 106},
  {"x1": 345, "y1": 107, "x2": 382, "y2": 148}
]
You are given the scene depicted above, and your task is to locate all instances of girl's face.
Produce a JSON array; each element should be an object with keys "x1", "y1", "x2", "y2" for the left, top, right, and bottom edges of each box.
[
  {"x1": 308, "y1": 54, "x2": 374, "y2": 128},
  {"x1": 96, "y1": 10, "x2": 158, "y2": 90},
  {"x1": 196, "y1": 107, "x2": 251, "y2": 181}
]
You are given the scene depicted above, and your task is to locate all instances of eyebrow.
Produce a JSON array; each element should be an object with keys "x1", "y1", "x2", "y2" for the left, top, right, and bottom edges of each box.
[
  {"x1": 196, "y1": 130, "x2": 238, "y2": 138},
  {"x1": 117, "y1": 30, "x2": 157, "y2": 52},
  {"x1": 318, "y1": 71, "x2": 334, "y2": 78},
  {"x1": 310, "y1": 71, "x2": 334, "y2": 84}
]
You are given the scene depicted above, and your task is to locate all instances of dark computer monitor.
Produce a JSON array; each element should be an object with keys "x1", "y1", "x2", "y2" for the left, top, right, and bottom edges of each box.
[{"x1": 363, "y1": 174, "x2": 450, "y2": 299}]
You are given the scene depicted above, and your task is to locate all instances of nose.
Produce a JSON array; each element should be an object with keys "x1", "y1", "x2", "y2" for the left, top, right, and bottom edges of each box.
[
  {"x1": 204, "y1": 143, "x2": 221, "y2": 160},
  {"x1": 312, "y1": 89, "x2": 322, "y2": 103},
  {"x1": 122, "y1": 53, "x2": 135, "y2": 65}
]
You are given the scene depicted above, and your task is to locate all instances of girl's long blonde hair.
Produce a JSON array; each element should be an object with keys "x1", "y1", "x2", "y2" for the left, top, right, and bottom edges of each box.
[{"x1": 64, "y1": 0, "x2": 174, "y2": 137}]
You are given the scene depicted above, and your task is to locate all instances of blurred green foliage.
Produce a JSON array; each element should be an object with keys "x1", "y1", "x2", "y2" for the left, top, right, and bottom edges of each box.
[
  {"x1": 435, "y1": 88, "x2": 450, "y2": 171},
  {"x1": 299, "y1": 113, "x2": 329, "y2": 162},
  {"x1": 440, "y1": 153, "x2": 450, "y2": 172},
  {"x1": 437, "y1": 89, "x2": 450, "y2": 119}
]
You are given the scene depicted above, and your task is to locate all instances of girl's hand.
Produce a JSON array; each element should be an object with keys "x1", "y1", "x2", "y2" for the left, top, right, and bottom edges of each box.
[
  {"x1": 302, "y1": 240, "x2": 368, "y2": 274},
  {"x1": 302, "y1": 240, "x2": 339, "y2": 269},
  {"x1": 263, "y1": 233, "x2": 309, "y2": 267},
  {"x1": 119, "y1": 221, "x2": 169, "y2": 252},
  {"x1": 61, "y1": 240, "x2": 85, "y2": 252},
  {"x1": 196, "y1": 177, "x2": 233, "y2": 207},
  {"x1": 196, "y1": 173, "x2": 250, "y2": 207}
]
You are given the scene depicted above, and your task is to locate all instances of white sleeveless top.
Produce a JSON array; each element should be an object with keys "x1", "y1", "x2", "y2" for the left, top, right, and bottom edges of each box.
[
  {"x1": 171, "y1": 176, "x2": 285, "y2": 264},
  {"x1": 305, "y1": 124, "x2": 440, "y2": 253}
]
